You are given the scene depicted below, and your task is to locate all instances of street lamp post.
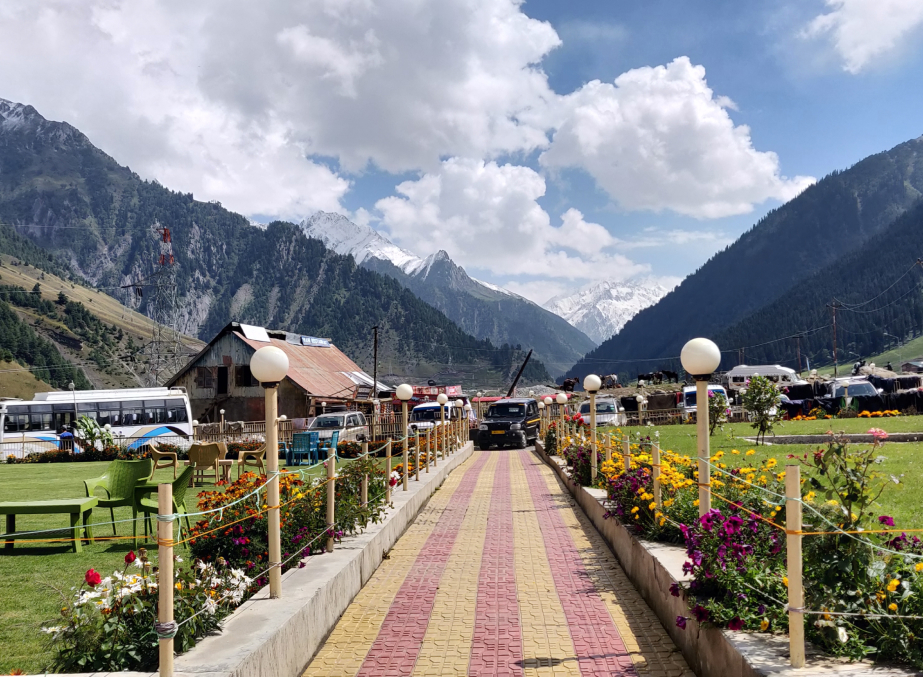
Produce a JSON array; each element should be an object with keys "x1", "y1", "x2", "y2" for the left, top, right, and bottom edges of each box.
[
  {"x1": 680, "y1": 338, "x2": 722, "y2": 518},
  {"x1": 555, "y1": 393, "x2": 567, "y2": 445},
  {"x1": 437, "y1": 393, "x2": 448, "y2": 458},
  {"x1": 396, "y1": 384, "x2": 413, "y2": 491},
  {"x1": 543, "y1": 397, "x2": 553, "y2": 438},
  {"x1": 476, "y1": 391, "x2": 483, "y2": 422},
  {"x1": 464, "y1": 403, "x2": 472, "y2": 447},
  {"x1": 250, "y1": 345, "x2": 289, "y2": 598},
  {"x1": 219, "y1": 409, "x2": 225, "y2": 435},
  {"x1": 584, "y1": 375, "x2": 601, "y2": 481},
  {"x1": 537, "y1": 401, "x2": 545, "y2": 436},
  {"x1": 454, "y1": 399, "x2": 464, "y2": 451}
]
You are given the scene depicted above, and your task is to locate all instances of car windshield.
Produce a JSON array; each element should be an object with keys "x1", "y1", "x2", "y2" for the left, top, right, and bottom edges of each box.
[
  {"x1": 684, "y1": 392, "x2": 696, "y2": 407},
  {"x1": 310, "y1": 415, "x2": 345, "y2": 429},
  {"x1": 580, "y1": 402, "x2": 616, "y2": 414},
  {"x1": 411, "y1": 409, "x2": 441, "y2": 421},
  {"x1": 834, "y1": 382, "x2": 877, "y2": 397},
  {"x1": 486, "y1": 404, "x2": 524, "y2": 418}
]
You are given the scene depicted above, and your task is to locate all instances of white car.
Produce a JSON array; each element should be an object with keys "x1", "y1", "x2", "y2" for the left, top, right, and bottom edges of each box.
[
  {"x1": 306, "y1": 411, "x2": 369, "y2": 442},
  {"x1": 408, "y1": 402, "x2": 462, "y2": 434},
  {"x1": 578, "y1": 398, "x2": 627, "y2": 426},
  {"x1": 682, "y1": 385, "x2": 730, "y2": 421}
]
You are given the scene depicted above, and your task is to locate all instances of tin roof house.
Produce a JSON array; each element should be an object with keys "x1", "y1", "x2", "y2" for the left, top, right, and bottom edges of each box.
[{"x1": 167, "y1": 323, "x2": 392, "y2": 423}]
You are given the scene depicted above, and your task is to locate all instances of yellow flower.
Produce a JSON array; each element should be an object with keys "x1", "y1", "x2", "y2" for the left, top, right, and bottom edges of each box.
[
  {"x1": 915, "y1": 562, "x2": 923, "y2": 572},
  {"x1": 649, "y1": 502, "x2": 658, "y2": 510},
  {"x1": 731, "y1": 450, "x2": 740, "y2": 455},
  {"x1": 175, "y1": 582, "x2": 183, "y2": 591},
  {"x1": 746, "y1": 450, "x2": 756, "y2": 456},
  {"x1": 659, "y1": 518, "x2": 666, "y2": 526},
  {"x1": 805, "y1": 491, "x2": 816, "y2": 502},
  {"x1": 887, "y1": 579, "x2": 900, "y2": 592},
  {"x1": 693, "y1": 499, "x2": 700, "y2": 507},
  {"x1": 760, "y1": 619, "x2": 769, "y2": 631},
  {"x1": 631, "y1": 506, "x2": 639, "y2": 513},
  {"x1": 889, "y1": 603, "x2": 898, "y2": 612},
  {"x1": 782, "y1": 576, "x2": 789, "y2": 587},
  {"x1": 663, "y1": 499, "x2": 674, "y2": 507}
]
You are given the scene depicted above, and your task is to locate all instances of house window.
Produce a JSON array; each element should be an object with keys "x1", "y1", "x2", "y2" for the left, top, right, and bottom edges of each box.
[
  {"x1": 217, "y1": 366, "x2": 229, "y2": 395},
  {"x1": 236, "y1": 365, "x2": 256, "y2": 387},
  {"x1": 196, "y1": 367, "x2": 215, "y2": 389}
]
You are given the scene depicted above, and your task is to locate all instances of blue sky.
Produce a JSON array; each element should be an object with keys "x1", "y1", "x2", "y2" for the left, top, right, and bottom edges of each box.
[{"x1": 2, "y1": 0, "x2": 922, "y2": 304}]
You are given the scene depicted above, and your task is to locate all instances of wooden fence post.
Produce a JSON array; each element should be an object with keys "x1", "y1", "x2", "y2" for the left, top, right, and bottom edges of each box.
[
  {"x1": 414, "y1": 430, "x2": 420, "y2": 481},
  {"x1": 326, "y1": 440, "x2": 336, "y2": 552},
  {"x1": 652, "y1": 442, "x2": 662, "y2": 507},
  {"x1": 403, "y1": 432, "x2": 409, "y2": 492},
  {"x1": 426, "y1": 430, "x2": 431, "y2": 473},
  {"x1": 385, "y1": 439, "x2": 392, "y2": 502},
  {"x1": 785, "y1": 465, "x2": 805, "y2": 668},
  {"x1": 361, "y1": 441, "x2": 368, "y2": 507},
  {"x1": 158, "y1": 484, "x2": 174, "y2": 677},
  {"x1": 623, "y1": 436, "x2": 631, "y2": 472},
  {"x1": 605, "y1": 433, "x2": 612, "y2": 462}
]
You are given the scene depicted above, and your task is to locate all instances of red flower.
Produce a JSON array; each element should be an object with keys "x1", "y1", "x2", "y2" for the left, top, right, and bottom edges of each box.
[
  {"x1": 125, "y1": 550, "x2": 136, "y2": 565},
  {"x1": 728, "y1": 617, "x2": 744, "y2": 631},
  {"x1": 85, "y1": 569, "x2": 102, "y2": 587}
]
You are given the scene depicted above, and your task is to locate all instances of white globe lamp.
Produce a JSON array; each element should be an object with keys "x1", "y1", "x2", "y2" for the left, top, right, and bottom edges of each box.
[
  {"x1": 396, "y1": 384, "x2": 413, "y2": 491},
  {"x1": 680, "y1": 338, "x2": 721, "y2": 379},
  {"x1": 437, "y1": 393, "x2": 448, "y2": 406},
  {"x1": 583, "y1": 374, "x2": 601, "y2": 393},
  {"x1": 396, "y1": 383, "x2": 414, "y2": 401},
  {"x1": 555, "y1": 393, "x2": 567, "y2": 405},
  {"x1": 250, "y1": 345, "x2": 289, "y2": 384}
]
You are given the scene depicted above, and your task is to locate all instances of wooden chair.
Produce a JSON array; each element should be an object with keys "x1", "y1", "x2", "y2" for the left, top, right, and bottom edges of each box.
[
  {"x1": 148, "y1": 440, "x2": 178, "y2": 479},
  {"x1": 186, "y1": 443, "x2": 222, "y2": 486},
  {"x1": 238, "y1": 444, "x2": 267, "y2": 478}
]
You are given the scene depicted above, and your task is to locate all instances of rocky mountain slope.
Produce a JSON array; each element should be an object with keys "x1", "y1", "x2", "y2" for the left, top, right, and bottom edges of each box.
[
  {"x1": 566, "y1": 134, "x2": 923, "y2": 380},
  {"x1": 0, "y1": 98, "x2": 550, "y2": 387},
  {"x1": 544, "y1": 279, "x2": 670, "y2": 344},
  {"x1": 300, "y1": 211, "x2": 596, "y2": 375}
]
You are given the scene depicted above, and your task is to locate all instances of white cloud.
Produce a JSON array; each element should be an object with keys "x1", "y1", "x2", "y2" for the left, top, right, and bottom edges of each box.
[
  {"x1": 375, "y1": 158, "x2": 650, "y2": 282},
  {"x1": 804, "y1": 0, "x2": 923, "y2": 73},
  {"x1": 538, "y1": 57, "x2": 815, "y2": 219}
]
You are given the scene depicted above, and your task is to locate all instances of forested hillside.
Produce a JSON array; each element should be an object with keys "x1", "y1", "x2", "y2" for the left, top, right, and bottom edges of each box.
[
  {"x1": 712, "y1": 199, "x2": 923, "y2": 370},
  {"x1": 566, "y1": 135, "x2": 923, "y2": 380},
  {"x1": 0, "y1": 99, "x2": 549, "y2": 385}
]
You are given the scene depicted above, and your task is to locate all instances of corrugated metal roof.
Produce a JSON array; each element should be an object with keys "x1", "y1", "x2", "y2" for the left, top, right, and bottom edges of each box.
[{"x1": 235, "y1": 331, "x2": 374, "y2": 399}]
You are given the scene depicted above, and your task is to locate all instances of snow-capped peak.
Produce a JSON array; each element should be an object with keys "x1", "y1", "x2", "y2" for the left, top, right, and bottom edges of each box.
[
  {"x1": 299, "y1": 211, "x2": 422, "y2": 272},
  {"x1": 544, "y1": 279, "x2": 671, "y2": 344}
]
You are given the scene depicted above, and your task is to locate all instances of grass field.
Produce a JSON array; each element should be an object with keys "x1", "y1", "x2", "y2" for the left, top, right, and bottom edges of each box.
[
  {"x1": 598, "y1": 417, "x2": 923, "y2": 531},
  {"x1": 0, "y1": 455, "x2": 391, "y2": 674}
]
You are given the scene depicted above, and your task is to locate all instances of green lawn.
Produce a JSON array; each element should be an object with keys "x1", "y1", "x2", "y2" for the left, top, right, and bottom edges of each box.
[
  {"x1": 600, "y1": 417, "x2": 923, "y2": 530},
  {"x1": 0, "y1": 455, "x2": 392, "y2": 675}
]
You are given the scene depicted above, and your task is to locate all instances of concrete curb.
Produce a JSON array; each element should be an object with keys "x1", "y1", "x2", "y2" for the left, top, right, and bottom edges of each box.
[
  {"x1": 747, "y1": 433, "x2": 923, "y2": 445},
  {"x1": 53, "y1": 443, "x2": 474, "y2": 677},
  {"x1": 532, "y1": 442, "x2": 916, "y2": 677}
]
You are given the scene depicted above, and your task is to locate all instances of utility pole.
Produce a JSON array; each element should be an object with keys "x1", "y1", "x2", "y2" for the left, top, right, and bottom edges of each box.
[
  {"x1": 372, "y1": 325, "x2": 379, "y2": 442},
  {"x1": 829, "y1": 302, "x2": 839, "y2": 378},
  {"x1": 795, "y1": 334, "x2": 803, "y2": 375}
]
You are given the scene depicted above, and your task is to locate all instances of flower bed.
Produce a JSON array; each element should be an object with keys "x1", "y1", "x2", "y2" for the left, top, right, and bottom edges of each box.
[
  {"x1": 560, "y1": 430, "x2": 923, "y2": 671},
  {"x1": 42, "y1": 457, "x2": 389, "y2": 672}
]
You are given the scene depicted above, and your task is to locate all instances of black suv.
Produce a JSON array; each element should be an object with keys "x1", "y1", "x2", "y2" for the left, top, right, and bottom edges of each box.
[{"x1": 476, "y1": 398, "x2": 540, "y2": 449}]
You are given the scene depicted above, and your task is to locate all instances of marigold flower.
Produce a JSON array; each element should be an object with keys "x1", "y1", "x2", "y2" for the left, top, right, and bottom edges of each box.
[
  {"x1": 887, "y1": 579, "x2": 900, "y2": 592},
  {"x1": 782, "y1": 576, "x2": 789, "y2": 587},
  {"x1": 889, "y1": 603, "x2": 898, "y2": 611},
  {"x1": 746, "y1": 450, "x2": 755, "y2": 456},
  {"x1": 915, "y1": 562, "x2": 923, "y2": 572}
]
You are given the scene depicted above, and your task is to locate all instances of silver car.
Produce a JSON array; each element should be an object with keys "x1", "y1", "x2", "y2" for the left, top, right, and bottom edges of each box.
[
  {"x1": 578, "y1": 398, "x2": 627, "y2": 426},
  {"x1": 307, "y1": 411, "x2": 369, "y2": 442}
]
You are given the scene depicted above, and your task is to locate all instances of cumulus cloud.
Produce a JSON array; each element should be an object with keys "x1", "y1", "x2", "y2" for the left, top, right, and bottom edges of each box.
[
  {"x1": 375, "y1": 158, "x2": 650, "y2": 281},
  {"x1": 538, "y1": 57, "x2": 814, "y2": 219},
  {"x1": 804, "y1": 0, "x2": 923, "y2": 73}
]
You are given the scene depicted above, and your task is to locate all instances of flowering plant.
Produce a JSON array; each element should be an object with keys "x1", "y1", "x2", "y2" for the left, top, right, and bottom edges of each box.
[{"x1": 45, "y1": 550, "x2": 249, "y2": 672}]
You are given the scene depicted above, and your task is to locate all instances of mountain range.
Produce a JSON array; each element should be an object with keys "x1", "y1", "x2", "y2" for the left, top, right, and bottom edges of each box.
[
  {"x1": 566, "y1": 134, "x2": 923, "y2": 381},
  {"x1": 0, "y1": 98, "x2": 550, "y2": 388},
  {"x1": 543, "y1": 279, "x2": 670, "y2": 345},
  {"x1": 300, "y1": 211, "x2": 597, "y2": 375}
]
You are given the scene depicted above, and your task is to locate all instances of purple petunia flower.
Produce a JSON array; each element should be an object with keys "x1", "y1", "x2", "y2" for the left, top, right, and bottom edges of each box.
[
  {"x1": 692, "y1": 605, "x2": 709, "y2": 623},
  {"x1": 757, "y1": 604, "x2": 766, "y2": 615},
  {"x1": 879, "y1": 515, "x2": 895, "y2": 527},
  {"x1": 676, "y1": 616, "x2": 687, "y2": 630},
  {"x1": 670, "y1": 583, "x2": 681, "y2": 597},
  {"x1": 728, "y1": 617, "x2": 744, "y2": 631}
]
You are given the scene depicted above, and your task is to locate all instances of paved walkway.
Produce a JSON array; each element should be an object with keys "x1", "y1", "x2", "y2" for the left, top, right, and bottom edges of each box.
[{"x1": 304, "y1": 449, "x2": 693, "y2": 677}]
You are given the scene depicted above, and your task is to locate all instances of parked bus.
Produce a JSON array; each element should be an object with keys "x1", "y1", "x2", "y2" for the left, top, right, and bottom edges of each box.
[
  {"x1": 0, "y1": 387, "x2": 193, "y2": 457},
  {"x1": 725, "y1": 365, "x2": 801, "y2": 391}
]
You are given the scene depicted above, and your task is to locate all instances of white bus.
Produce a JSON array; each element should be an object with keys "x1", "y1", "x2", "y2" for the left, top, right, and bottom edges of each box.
[{"x1": 0, "y1": 387, "x2": 193, "y2": 456}]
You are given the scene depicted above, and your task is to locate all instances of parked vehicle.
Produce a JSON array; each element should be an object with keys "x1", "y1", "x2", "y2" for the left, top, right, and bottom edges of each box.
[
  {"x1": 476, "y1": 398, "x2": 540, "y2": 449},
  {"x1": 726, "y1": 364, "x2": 801, "y2": 391},
  {"x1": 307, "y1": 411, "x2": 369, "y2": 442},
  {"x1": 408, "y1": 401, "x2": 464, "y2": 434},
  {"x1": 681, "y1": 385, "x2": 730, "y2": 421},
  {"x1": 0, "y1": 387, "x2": 193, "y2": 454},
  {"x1": 578, "y1": 398, "x2": 627, "y2": 426}
]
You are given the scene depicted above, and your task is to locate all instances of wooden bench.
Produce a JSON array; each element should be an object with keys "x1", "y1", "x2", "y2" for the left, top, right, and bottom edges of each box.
[{"x1": 0, "y1": 497, "x2": 99, "y2": 553}]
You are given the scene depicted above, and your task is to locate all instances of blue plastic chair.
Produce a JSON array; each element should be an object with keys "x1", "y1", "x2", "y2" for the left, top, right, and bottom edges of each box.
[
  {"x1": 318, "y1": 430, "x2": 339, "y2": 461},
  {"x1": 291, "y1": 432, "x2": 320, "y2": 466}
]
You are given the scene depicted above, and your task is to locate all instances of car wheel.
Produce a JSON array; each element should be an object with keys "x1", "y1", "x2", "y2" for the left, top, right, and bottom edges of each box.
[{"x1": 515, "y1": 434, "x2": 527, "y2": 449}]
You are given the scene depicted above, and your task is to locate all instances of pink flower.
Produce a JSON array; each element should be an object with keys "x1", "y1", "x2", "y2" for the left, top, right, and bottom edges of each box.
[
  {"x1": 879, "y1": 515, "x2": 895, "y2": 527},
  {"x1": 868, "y1": 428, "x2": 888, "y2": 441}
]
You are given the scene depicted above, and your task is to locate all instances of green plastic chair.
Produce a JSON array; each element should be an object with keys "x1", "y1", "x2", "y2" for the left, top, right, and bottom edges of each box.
[
  {"x1": 134, "y1": 466, "x2": 195, "y2": 549},
  {"x1": 83, "y1": 459, "x2": 154, "y2": 535}
]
